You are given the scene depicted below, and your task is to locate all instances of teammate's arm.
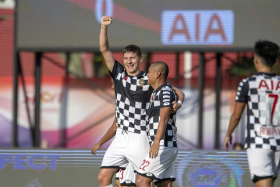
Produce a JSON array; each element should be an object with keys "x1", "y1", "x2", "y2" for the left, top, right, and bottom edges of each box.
[
  {"x1": 172, "y1": 86, "x2": 185, "y2": 111},
  {"x1": 149, "y1": 107, "x2": 172, "y2": 159},
  {"x1": 91, "y1": 118, "x2": 117, "y2": 154},
  {"x1": 100, "y1": 16, "x2": 115, "y2": 72},
  {"x1": 223, "y1": 102, "x2": 246, "y2": 151}
]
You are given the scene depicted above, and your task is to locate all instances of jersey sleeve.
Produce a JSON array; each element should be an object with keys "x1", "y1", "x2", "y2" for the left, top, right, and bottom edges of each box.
[
  {"x1": 235, "y1": 78, "x2": 249, "y2": 103},
  {"x1": 159, "y1": 89, "x2": 176, "y2": 108},
  {"x1": 108, "y1": 60, "x2": 125, "y2": 80}
]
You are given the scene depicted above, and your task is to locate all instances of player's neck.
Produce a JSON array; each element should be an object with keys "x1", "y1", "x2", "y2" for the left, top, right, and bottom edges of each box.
[
  {"x1": 127, "y1": 70, "x2": 141, "y2": 77},
  {"x1": 152, "y1": 80, "x2": 166, "y2": 91},
  {"x1": 257, "y1": 66, "x2": 272, "y2": 74}
]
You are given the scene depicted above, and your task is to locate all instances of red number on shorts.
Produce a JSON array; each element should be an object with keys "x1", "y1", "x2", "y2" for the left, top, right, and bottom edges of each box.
[
  {"x1": 142, "y1": 161, "x2": 150, "y2": 171},
  {"x1": 139, "y1": 160, "x2": 150, "y2": 171},
  {"x1": 269, "y1": 94, "x2": 279, "y2": 124},
  {"x1": 139, "y1": 159, "x2": 146, "y2": 170},
  {"x1": 119, "y1": 169, "x2": 124, "y2": 180}
]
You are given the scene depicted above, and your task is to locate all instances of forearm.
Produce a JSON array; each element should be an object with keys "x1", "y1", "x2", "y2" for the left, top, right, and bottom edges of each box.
[
  {"x1": 98, "y1": 121, "x2": 117, "y2": 146},
  {"x1": 226, "y1": 116, "x2": 240, "y2": 136},
  {"x1": 154, "y1": 118, "x2": 168, "y2": 144},
  {"x1": 172, "y1": 87, "x2": 185, "y2": 103},
  {"x1": 99, "y1": 25, "x2": 110, "y2": 53}
]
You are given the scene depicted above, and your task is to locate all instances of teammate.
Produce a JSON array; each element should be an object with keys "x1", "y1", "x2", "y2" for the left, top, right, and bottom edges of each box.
[
  {"x1": 91, "y1": 76, "x2": 122, "y2": 187},
  {"x1": 223, "y1": 40, "x2": 280, "y2": 187},
  {"x1": 135, "y1": 61, "x2": 178, "y2": 187},
  {"x1": 96, "y1": 16, "x2": 184, "y2": 187}
]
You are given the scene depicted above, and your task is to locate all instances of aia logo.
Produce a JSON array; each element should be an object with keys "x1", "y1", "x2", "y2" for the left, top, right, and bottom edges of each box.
[{"x1": 161, "y1": 10, "x2": 234, "y2": 45}]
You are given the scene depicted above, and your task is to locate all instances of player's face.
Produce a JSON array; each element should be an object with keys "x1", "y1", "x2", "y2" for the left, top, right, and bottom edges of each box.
[
  {"x1": 123, "y1": 52, "x2": 142, "y2": 76},
  {"x1": 147, "y1": 65, "x2": 155, "y2": 85}
]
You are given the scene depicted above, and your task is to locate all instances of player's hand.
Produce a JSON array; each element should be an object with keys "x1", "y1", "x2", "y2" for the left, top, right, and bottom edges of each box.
[
  {"x1": 149, "y1": 142, "x2": 159, "y2": 159},
  {"x1": 172, "y1": 88, "x2": 182, "y2": 112},
  {"x1": 91, "y1": 143, "x2": 101, "y2": 155},
  {"x1": 171, "y1": 101, "x2": 181, "y2": 113},
  {"x1": 223, "y1": 135, "x2": 232, "y2": 151},
  {"x1": 101, "y1": 16, "x2": 112, "y2": 26}
]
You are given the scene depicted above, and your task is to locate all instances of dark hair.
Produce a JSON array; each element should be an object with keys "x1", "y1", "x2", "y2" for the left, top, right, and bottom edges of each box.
[
  {"x1": 123, "y1": 44, "x2": 142, "y2": 57},
  {"x1": 254, "y1": 40, "x2": 279, "y2": 68},
  {"x1": 152, "y1": 61, "x2": 169, "y2": 79}
]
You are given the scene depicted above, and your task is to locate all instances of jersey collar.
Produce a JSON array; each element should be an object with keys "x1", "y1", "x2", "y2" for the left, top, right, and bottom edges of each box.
[
  {"x1": 125, "y1": 71, "x2": 145, "y2": 78},
  {"x1": 257, "y1": 72, "x2": 277, "y2": 77},
  {"x1": 154, "y1": 82, "x2": 168, "y2": 93}
]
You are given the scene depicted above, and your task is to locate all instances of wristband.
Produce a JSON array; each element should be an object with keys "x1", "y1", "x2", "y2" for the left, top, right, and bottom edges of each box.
[{"x1": 178, "y1": 100, "x2": 183, "y2": 105}]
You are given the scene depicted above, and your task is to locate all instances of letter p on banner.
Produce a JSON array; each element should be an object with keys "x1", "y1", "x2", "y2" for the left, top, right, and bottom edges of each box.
[{"x1": 161, "y1": 10, "x2": 234, "y2": 45}]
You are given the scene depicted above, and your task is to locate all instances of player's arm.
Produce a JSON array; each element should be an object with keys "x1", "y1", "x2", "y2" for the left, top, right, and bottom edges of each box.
[
  {"x1": 149, "y1": 107, "x2": 172, "y2": 159},
  {"x1": 223, "y1": 78, "x2": 248, "y2": 151},
  {"x1": 99, "y1": 16, "x2": 115, "y2": 72},
  {"x1": 171, "y1": 86, "x2": 185, "y2": 111},
  {"x1": 223, "y1": 102, "x2": 246, "y2": 151},
  {"x1": 91, "y1": 118, "x2": 117, "y2": 154}
]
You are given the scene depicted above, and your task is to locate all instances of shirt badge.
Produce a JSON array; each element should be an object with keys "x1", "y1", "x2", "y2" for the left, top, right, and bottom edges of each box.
[
  {"x1": 137, "y1": 78, "x2": 145, "y2": 87},
  {"x1": 151, "y1": 94, "x2": 156, "y2": 102}
]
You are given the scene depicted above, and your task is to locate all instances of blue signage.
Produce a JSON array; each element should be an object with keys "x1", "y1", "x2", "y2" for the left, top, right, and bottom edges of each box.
[{"x1": 0, "y1": 154, "x2": 60, "y2": 170}]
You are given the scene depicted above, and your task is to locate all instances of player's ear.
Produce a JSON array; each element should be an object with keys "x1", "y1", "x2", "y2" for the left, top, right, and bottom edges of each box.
[
  {"x1": 253, "y1": 55, "x2": 259, "y2": 66},
  {"x1": 139, "y1": 55, "x2": 143, "y2": 63},
  {"x1": 156, "y1": 71, "x2": 161, "y2": 78}
]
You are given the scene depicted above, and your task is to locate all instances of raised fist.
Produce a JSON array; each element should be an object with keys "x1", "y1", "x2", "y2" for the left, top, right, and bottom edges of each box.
[{"x1": 101, "y1": 16, "x2": 112, "y2": 26}]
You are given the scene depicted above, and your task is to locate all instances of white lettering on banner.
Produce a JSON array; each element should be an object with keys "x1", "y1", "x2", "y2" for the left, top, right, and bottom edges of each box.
[
  {"x1": 256, "y1": 125, "x2": 280, "y2": 139},
  {"x1": 161, "y1": 10, "x2": 234, "y2": 45},
  {"x1": 95, "y1": 0, "x2": 114, "y2": 23}
]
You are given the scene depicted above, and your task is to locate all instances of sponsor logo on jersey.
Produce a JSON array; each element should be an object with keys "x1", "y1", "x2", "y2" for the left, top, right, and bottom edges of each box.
[{"x1": 164, "y1": 102, "x2": 170, "y2": 106}]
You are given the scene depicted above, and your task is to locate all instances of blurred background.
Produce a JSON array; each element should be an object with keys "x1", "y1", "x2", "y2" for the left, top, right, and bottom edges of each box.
[{"x1": 0, "y1": 0, "x2": 280, "y2": 186}]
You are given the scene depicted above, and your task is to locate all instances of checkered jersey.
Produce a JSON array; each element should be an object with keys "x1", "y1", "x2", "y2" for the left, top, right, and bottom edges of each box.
[
  {"x1": 146, "y1": 83, "x2": 177, "y2": 148},
  {"x1": 110, "y1": 61, "x2": 153, "y2": 134},
  {"x1": 236, "y1": 72, "x2": 280, "y2": 150}
]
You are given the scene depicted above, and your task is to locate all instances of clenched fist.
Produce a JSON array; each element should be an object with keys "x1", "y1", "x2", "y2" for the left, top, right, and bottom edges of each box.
[{"x1": 101, "y1": 16, "x2": 112, "y2": 26}]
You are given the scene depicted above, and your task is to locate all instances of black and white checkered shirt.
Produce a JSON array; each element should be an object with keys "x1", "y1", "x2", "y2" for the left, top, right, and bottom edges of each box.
[
  {"x1": 236, "y1": 72, "x2": 280, "y2": 150},
  {"x1": 146, "y1": 83, "x2": 177, "y2": 148},
  {"x1": 110, "y1": 61, "x2": 153, "y2": 134}
]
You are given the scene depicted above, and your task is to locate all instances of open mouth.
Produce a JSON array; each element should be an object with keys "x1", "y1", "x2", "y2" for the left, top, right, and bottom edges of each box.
[{"x1": 126, "y1": 64, "x2": 134, "y2": 70}]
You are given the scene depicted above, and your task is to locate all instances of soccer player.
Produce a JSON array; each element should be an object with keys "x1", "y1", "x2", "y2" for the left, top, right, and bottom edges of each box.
[
  {"x1": 135, "y1": 61, "x2": 177, "y2": 187},
  {"x1": 91, "y1": 76, "x2": 122, "y2": 187},
  {"x1": 223, "y1": 40, "x2": 280, "y2": 187},
  {"x1": 96, "y1": 16, "x2": 185, "y2": 187}
]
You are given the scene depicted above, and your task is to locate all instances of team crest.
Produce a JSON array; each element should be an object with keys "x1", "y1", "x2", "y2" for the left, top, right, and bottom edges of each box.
[{"x1": 137, "y1": 78, "x2": 146, "y2": 87}]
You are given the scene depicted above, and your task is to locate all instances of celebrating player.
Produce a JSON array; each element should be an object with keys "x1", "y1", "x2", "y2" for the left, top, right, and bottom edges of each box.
[
  {"x1": 94, "y1": 16, "x2": 184, "y2": 187},
  {"x1": 135, "y1": 61, "x2": 177, "y2": 187}
]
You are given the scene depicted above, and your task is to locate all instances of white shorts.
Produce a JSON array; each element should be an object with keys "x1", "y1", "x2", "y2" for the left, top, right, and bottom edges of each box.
[
  {"x1": 115, "y1": 166, "x2": 126, "y2": 180},
  {"x1": 247, "y1": 148, "x2": 280, "y2": 182},
  {"x1": 135, "y1": 146, "x2": 178, "y2": 185},
  {"x1": 120, "y1": 162, "x2": 136, "y2": 185},
  {"x1": 101, "y1": 128, "x2": 149, "y2": 185},
  {"x1": 115, "y1": 171, "x2": 120, "y2": 180}
]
